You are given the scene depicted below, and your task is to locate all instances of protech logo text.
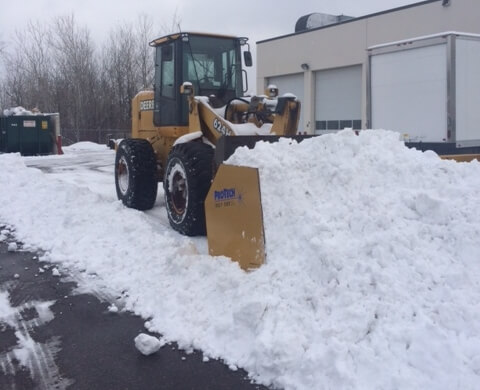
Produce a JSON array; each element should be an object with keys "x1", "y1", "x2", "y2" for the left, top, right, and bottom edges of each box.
[{"x1": 214, "y1": 188, "x2": 236, "y2": 202}]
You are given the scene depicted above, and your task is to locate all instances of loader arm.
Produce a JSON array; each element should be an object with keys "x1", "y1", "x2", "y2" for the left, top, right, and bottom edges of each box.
[{"x1": 182, "y1": 83, "x2": 302, "y2": 148}]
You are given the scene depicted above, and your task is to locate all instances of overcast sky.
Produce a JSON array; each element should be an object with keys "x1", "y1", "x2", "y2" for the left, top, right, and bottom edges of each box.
[
  {"x1": 0, "y1": 0, "x2": 422, "y2": 92},
  {"x1": 0, "y1": 0, "x2": 421, "y2": 46}
]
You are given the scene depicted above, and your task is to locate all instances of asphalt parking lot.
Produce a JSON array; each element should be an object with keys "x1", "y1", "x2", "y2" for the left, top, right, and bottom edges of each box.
[{"x1": 0, "y1": 233, "x2": 269, "y2": 390}]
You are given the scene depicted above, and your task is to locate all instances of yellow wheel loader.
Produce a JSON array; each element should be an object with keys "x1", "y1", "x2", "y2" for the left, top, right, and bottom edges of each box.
[{"x1": 115, "y1": 32, "x2": 304, "y2": 269}]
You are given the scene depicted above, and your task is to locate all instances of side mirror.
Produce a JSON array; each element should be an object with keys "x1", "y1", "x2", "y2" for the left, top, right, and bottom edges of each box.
[{"x1": 243, "y1": 51, "x2": 253, "y2": 67}]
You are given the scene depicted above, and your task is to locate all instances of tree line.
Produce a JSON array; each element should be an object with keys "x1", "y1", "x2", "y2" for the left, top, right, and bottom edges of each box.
[{"x1": 0, "y1": 14, "x2": 178, "y2": 143}]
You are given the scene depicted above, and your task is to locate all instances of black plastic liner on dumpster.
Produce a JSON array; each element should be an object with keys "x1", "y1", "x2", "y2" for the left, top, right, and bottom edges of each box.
[{"x1": 0, "y1": 115, "x2": 56, "y2": 156}]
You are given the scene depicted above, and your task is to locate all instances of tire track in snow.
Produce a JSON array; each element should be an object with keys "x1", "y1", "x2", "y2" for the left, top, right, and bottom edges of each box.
[{"x1": 0, "y1": 287, "x2": 74, "y2": 389}]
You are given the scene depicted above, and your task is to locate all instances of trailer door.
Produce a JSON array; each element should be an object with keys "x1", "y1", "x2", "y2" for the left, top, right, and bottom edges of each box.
[
  {"x1": 370, "y1": 43, "x2": 447, "y2": 142},
  {"x1": 456, "y1": 37, "x2": 480, "y2": 147}
]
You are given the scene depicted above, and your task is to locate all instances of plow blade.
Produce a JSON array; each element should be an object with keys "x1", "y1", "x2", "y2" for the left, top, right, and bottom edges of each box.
[{"x1": 205, "y1": 164, "x2": 266, "y2": 270}]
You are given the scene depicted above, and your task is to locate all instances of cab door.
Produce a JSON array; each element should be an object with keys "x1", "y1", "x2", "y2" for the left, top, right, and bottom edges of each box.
[{"x1": 154, "y1": 42, "x2": 179, "y2": 126}]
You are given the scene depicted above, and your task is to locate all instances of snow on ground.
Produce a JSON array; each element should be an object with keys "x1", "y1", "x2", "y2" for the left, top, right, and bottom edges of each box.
[
  {"x1": 62, "y1": 141, "x2": 111, "y2": 152},
  {"x1": 23, "y1": 144, "x2": 116, "y2": 201},
  {"x1": 1, "y1": 130, "x2": 480, "y2": 389},
  {"x1": 0, "y1": 287, "x2": 67, "y2": 388}
]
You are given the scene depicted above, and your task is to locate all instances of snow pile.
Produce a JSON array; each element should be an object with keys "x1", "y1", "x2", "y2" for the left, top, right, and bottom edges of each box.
[
  {"x1": 2, "y1": 106, "x2": 39, "y2": 116},
  {"x1": 227, "y1": 129, "x2": 480, "y2": 388},
  {"x1": 0, "y1": 130, "x2": 479, "y2": 389},
  {"x1": 62, "y1": 141, "x2": 108, "y2": 153}
]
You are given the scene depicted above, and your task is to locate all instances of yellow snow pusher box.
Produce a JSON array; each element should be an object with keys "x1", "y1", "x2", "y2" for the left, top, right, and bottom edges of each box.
[
  {"x1": 204, "y1": 135, "x2": 314, "y2": 270},
  {"x1": 205, "y1": 164, "x2": 265, "y2": 270}
]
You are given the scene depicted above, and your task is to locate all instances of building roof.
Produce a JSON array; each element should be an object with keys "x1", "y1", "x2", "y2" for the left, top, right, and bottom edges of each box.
[{"x1": 257, "y1": 0, "x2": 442, "y2": 44}]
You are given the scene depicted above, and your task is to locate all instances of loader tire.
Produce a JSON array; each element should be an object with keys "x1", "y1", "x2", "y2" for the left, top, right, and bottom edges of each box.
[
  {"x1": 115, "y1": 138, "x2": 158, "y2": 210},
  {"x1": 164, "y1": 142, "x2": 214, "y2": 236}
]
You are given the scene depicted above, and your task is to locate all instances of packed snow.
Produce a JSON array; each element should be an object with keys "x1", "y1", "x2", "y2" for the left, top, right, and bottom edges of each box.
[
  {"x1": 51, "y1": 268, "x2": 61, "y2": 277},
  {"x1": 134, "y1": 333, "x2": 164, "y2": 356},
  {"x1": 1, "y1": 130, "x2": 480, "y2": 389},
  {"x1": 0, "y1": 291, "x2": 17, "y2": 325}
]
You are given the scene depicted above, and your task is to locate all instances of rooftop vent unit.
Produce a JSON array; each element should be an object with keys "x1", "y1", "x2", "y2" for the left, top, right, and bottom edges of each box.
[{"x1": 295, "y1": 13, "x2": 354, "y2": 33}]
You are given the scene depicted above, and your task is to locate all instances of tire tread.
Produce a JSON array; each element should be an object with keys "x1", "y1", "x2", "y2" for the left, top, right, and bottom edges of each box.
[{"x1": 115, "y1": 138, "x2": 158, "y2": 210}]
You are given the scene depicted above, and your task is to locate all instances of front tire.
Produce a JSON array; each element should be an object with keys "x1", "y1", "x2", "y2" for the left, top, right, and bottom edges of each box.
[
  {"x1": 164, "y1": 142, "x2": 214, "y2": 236},
  {"x1": 115, "y1": 138, "x2": 158, "y2": 210}
]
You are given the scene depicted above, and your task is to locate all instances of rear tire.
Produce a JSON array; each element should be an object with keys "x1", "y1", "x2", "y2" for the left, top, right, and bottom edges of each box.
[
  {"x1": 164, "y1": 142, "x2": 214, "y2": 236},
  {"x1": 115, "y1": 138, "x2": 158, "y2": 210}
]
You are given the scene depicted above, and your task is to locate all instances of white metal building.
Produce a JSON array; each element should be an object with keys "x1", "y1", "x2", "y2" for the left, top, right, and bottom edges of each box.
[{"x1": 256, "y1": 0, "x2": 480, "y2": 140}]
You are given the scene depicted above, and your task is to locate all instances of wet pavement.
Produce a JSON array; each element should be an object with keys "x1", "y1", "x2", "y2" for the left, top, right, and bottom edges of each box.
[{"x1": 0, "y1": 231, "x2": 269, "y2": 390}]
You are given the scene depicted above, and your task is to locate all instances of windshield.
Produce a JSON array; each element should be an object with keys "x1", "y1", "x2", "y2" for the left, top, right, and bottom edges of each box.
[{"x1": 183, "y1": 36, "x2": 242, "y2": 99}]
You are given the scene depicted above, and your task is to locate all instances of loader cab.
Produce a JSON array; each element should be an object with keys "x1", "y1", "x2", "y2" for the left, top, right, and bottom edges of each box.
[{"x1": 151, "y1": 32, "x2": 251, "y2": 127}]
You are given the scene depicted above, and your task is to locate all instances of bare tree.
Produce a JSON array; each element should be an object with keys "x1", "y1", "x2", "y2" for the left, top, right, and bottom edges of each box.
[
  {"x1": 100, "y1": 22, "x2": 139, "y2": 130},
  {"x1": 49, "y1": 14, "x2": 99, "y2": 140},
  {"x1": 2, "y1": 21, "x2": 54, "y2": 111},
  {"x1": 159, "y1": 8, "x2": 182, "y2": 36},
  {"x1": 135, "y1": 14, "x2": 155, "y2": 90}
]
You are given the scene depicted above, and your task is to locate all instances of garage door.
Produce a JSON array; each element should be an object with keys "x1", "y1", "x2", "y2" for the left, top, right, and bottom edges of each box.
[
  {"x1": 267, "y1": 73, "x2": 305, "y2": 132},
  {"x1": 314, "y1": 65, "x2": 362, "y2": 134}
]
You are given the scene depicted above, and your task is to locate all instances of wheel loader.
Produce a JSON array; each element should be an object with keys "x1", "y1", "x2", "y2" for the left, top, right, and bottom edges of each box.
[{"x1": 114, "y1": 32, "x2": 304, "y2": 269}]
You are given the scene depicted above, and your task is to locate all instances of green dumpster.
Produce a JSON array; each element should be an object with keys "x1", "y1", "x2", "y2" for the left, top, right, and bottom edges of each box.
[
  {"x1": 0, "y1": 117, "x2": 5, "y2": 152},
  {"x1": 0, "y1": 115, "x2": 55, "y2": 156}
]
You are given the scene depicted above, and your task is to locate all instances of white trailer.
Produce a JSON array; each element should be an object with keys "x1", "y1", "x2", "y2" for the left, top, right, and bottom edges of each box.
[{"x1": 367, "y1": 32, "x2": 480, "y2": 152}]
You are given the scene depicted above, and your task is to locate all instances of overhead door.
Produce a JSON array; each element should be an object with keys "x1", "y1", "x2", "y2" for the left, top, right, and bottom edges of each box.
[
  {"x1": 456, "y1": 37, "x2": 480, "y2": 147},
  {"x1": 370, "y1": 44, "x2": 447, "y2": 142},
  {"x1": 267, "y1": 73, "x2": 305, "y2": 132},
  {"x1": 314, "y1": 65, "x2": 362, "y2": 134}
]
